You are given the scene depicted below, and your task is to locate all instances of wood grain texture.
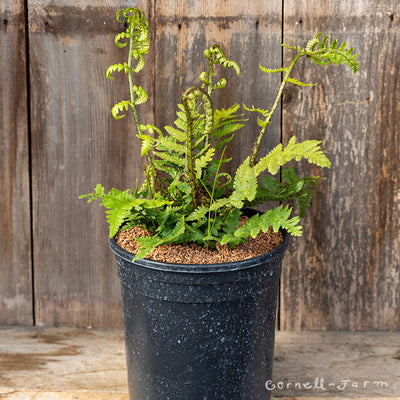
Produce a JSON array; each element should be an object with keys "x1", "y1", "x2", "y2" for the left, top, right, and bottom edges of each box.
[
  {"x1": 0, "y1": 1, "x2": 32, "y2": 324},
  {"x1": 154, "y1": 0, "x2": 282, "y2": 187},
  {"x1": 0, "y1": 327, "x2": 399, "y2": 398},
  {"x1": 280, "y1": 0, "x2": 400, "y2": 330},
  {"x1": 2, "y1": 0, "x2": 399, "y2": 330},
  {"x1": 28, "y1": 0, "x2": 153, "y2": 327},
  {"x1": 0, "y1": 326, "x2": 127, "y2": 393}
]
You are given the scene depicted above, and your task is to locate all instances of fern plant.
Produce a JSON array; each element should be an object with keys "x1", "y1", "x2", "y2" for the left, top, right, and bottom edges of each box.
[{"x1": 80, "y1": 7, "x2": 359, "y2": 260}]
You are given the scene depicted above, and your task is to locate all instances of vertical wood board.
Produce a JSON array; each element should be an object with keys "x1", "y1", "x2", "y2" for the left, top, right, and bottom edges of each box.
[
  {"x1": 281, "y1": 0, "x2": 400, "y2": 330},
  {"x1": 0, "y1": 0, "x2": 32, "y2": 325},
  {"x1": 154, "y1": 0, "x2": 283, "y2": 186},
  {"x1": 29, "y1": 0, "x2": 153, "y2": 327}
]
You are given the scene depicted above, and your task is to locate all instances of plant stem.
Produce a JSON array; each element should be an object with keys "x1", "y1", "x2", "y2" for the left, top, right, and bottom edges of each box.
[
  {"x1": 128, "y1": 24, "x2": 155, "y2": 198},
  {"x1": 207, "y1": 60, "x2": 214, "y2": 95},
  {"x1": 127, "y1": 25, "x2": 142, "y2": 136},
  {"x1": 249, "y1": 52, "x2": 304, "y2": 167},
  {"x1": 207, "y1": 146, "x2": 226, "y2": 240},
  {"x1": 182, "y1": 98, "x2": 197, "y2": 209}
]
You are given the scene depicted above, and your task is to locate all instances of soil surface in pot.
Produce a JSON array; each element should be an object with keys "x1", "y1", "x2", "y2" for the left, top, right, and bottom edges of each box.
[{"x1": 115, "y1": 219, "x2": 284, "y2": 264}]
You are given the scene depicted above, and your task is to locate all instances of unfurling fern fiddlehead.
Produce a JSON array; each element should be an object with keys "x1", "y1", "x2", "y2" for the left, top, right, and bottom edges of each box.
[
  {"x1": 106, "y1": 8, "x2": 158, "y2": 196},
  {"x1": 201, "y1": 44, "x2": 240, "y2": 95},
  {"x1": 106, "y1": 7, "x2": 150, "y2": 134},
  {"x1": 249, "y1": 33, "x2": 359, "y2": 166}
]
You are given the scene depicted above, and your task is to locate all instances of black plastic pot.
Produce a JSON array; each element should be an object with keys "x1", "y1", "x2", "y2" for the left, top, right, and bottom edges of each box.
[{"x1": 109, "y1": 228, "x2": 290, "y2": 400}]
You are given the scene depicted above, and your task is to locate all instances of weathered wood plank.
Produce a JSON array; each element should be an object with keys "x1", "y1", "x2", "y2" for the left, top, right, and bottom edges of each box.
[
  {"x1": 28, "y1": 0, "x2": 153, "y2": 327},
  {"x1": 154, "y1": 0, "x2": 283, "y2": 185},
  {"x1": 0, "y1": 326, "x2": 127, "y2": 394},
  {"x1": 0, "y1": 395, "x2": 397, "y2": 400},
  {"x1": 0, "y1": 327, "x2": 398, "y2": 398},
  {"x1": 0, "y1": 1, "x2": 32, "y2": 324},
  {"x1": 0, "y1": 391, "x2": 129, "y2": 400},
  {"x1": 281, "y1": 0, "x2": 400, "y2": 330},
  {"x1": 273, "y1": 331, "x2": 400, "y2": 397}
]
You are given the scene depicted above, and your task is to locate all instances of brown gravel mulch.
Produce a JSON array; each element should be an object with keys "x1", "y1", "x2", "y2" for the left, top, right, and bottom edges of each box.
[{"x1": 115, "y1": 223, "x2": 284, "y2": 264}]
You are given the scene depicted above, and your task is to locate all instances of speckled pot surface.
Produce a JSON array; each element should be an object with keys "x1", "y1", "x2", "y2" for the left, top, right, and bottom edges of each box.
[{"x1": 109, "y1": 229, "x2": 290, "y2": 400}]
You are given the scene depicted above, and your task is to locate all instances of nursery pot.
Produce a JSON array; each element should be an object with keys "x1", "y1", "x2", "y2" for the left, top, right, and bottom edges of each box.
[{"x1": 109, "y1": 228, "x2": 290, "y2": 400}]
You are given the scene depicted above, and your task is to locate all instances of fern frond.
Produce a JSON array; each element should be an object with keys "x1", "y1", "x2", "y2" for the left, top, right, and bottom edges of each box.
[
  {"x1": 230, "y1": 157, "x2": 257, "y2": 208},
  {"x1": 195, "y1": 148, "x2": 215, "y2": 179},
  {"x1": 205, "y1": 44, "x2": 240, "y2": 75},
  {"x1": 132, "y1": 85, "x2": 148, "y2": 105},
  {"x1": 212, "y1": 78, "x2": 227, "y2": 90},
  {"x1": 305, "y1": 37, "x2": 320, "y2": 53},
  {"x1": 101, "y1": 189, "x2": 137, "y2": 237},
  {"x1": 132, "y1": 54, "x2": 145, "y2": 73},
  {"x1": 133, "y1": 236, "x2": 161, "y2": 260},
  {"x1": 106, "y1": 63, "x2": 130, "y2": 79},
  {"x1": 279, "y1": 41, "x2": 302, "y2": 52},
  {"x1": 254, "y1": 136, "x2": 331, "y2": 176},
  {"x1": 213, "y1": 104, "x2": 241, "y2": 122},
  {"x1": 101, "y1": 189, "x2": 173, "y2": 238},
  {"x1": 136, "y1": 134, "x2": 155, "y2": 156},
  {"x1": 164, "y1": 125, "x2": 187, "y2": 142},
  {"x1": 259, "y1": 65, "x2": 288, "y2": 74},
  {"x1": 182, "y1": 87, "x2": 214, "y2": 135},
  {"x1": 212, "y1": 123, "x2": 245, "y2": 139},
  {"x1": 245, "y1": 168, "x2": 320, "y2": 216},
  {"x1": 304, "y1": 33, "x2": 359, "y2": 75},
  {"x1": 244, "y1": 105, "x2": 271, "y2": 128},
  {"x1": 284, "y1": 77, "x2": 317, "y2": 87},
  {"x1": 244, "y1": 104, "x2": 270, "y2": 118},
  {"x1": 220, "y1": 205, "x2": 302, "y2": 246},
  {"x1": 79, "y1": 183, "x2": 105, "y2": 203},
  {"x1": 210, "y1": 105, "x2": 246, "y2": 148},
  {"x1": 115, "y1": 32, "x2": 129, "y2": 48},
  {"x1": 156, "y1": 136, "x2": 187, "y2": 154},
  {"x1": 153, "y1": 151, "x2": 185, "y2": 167},
  {"x1": 186, "y1": 206, "x2": 210, "y2": 222},
  {"x1": 111, "y1": 100, "x2": 133, "y2": 120},
  {"x1": 209, "y1": 197, "x2": 231, "y2": 211}
]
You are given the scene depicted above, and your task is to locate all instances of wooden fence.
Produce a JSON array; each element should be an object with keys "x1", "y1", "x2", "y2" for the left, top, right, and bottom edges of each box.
[{"x1": 1, "y1": 0, "x2": 399, "y2": 330}]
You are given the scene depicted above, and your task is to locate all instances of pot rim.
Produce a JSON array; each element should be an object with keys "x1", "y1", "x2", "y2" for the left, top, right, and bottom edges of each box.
[{"x1": 109, "y1": 228, "x2": 291, "y2": 274}]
